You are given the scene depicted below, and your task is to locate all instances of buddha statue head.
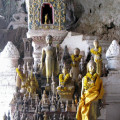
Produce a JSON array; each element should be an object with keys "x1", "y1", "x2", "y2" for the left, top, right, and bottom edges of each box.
[
  {"x1": 74, "y1": 48, "x2": 80, "y2": 56},
  {"x1": 87, "y1": 58, "x2": 96, "y2": 74},
  {"x1": 93, "y1": 39, "x2": 99, "y2": 48},
  {"x1": 46, "y1": 35, "x2": 52, "y2": 45},
  {"x1": 18, "y1": 65, "x2": 21, "y2": 70},
  {"x1": 62, "y1": 66, "x2": 68, "y2": 75}
]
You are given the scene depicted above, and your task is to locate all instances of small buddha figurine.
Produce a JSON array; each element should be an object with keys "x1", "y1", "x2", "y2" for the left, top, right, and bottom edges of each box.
[
  {"x1": 41, "y1": 35, "x2": 59, "y2": 84},
  {"x1": 26, "y1": 72, "x2": 39, "y2": 97},
  {"x1": 62, "y1": 45, "x2": 72, "y2": 72},
  {"x1": 71, "y1": 48, "x2": 82, "y2": 82},
  {"x1": 90, "y1": 40, "x2": 102, "y2": 76},
  {"x1": 76, "y1": 59, "x2": 104, "y2": 120},
  {"x1": 51, "y1": 74, "x2": 56, "y2": 95},
  {"x1": 50, "y1": 96, "x2": 56, "y2": 112},
  {"x1": 57, "y1": 66, "x2": 71, "y2": 91},
  {"x1": 40, "y1": 90, "x2": 50, "y2": 112},
  {"x1": 44, "y1": 14, "x2": 50, "y2": 24}
]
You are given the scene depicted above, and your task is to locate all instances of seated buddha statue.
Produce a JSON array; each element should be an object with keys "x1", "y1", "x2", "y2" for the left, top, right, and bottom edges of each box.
[
  {"x1": 76, "y1": 59, "x2": 104, "y2": 120},
  {"x1": 40, "y1": 90, "x2": 50, "y2": 112},
  {"x1": 23, "y1": 72, "x2": 39, "y2": 97},
  {"x1": 57, "y1": 66, "x2": 75, "y2": 101}
]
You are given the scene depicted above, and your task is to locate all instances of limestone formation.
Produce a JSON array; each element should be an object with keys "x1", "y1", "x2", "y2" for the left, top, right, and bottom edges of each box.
[{"x1": 7, "y1": 0, "x2": 27, "y2": 30}]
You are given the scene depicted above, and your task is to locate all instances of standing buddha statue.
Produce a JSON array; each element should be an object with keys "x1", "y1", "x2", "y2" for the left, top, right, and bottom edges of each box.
[
  {"x1": 71, "y1": 48, "x2": 82, "y2": 82},
  {"x1": 90, "y1": 40, "x2": 102, "y2": 76},
  {"x1": 15, "y1": 65, "x2": 22, "y2": 90},
  {"x1": 76, "y1": 59, "x2": 104, "y2": 120},
  {"x1": 41, "y1": 35, "x2": 59, "y2": 85}
]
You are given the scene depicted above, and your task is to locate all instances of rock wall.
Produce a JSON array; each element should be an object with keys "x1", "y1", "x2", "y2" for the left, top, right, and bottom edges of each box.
[
  {"x1": 0, "y1": 0, "x2": 17, "y2": 24},
  {"x1": 73, "y1": 0, "x2": 120, "y2": 41}
]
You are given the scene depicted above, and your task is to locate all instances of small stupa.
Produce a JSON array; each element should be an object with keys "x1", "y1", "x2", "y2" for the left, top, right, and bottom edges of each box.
[
  {"x1": 0, "y1": 41, "x2": 20, "y2": 74},
  {"x1": 106, "y1": 40, "x2": 120, "y2": 70}
]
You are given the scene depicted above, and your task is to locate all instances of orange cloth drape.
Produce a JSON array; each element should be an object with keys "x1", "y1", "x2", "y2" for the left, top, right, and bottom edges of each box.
[{"x1": 76, "y1": 76, "x2": 104, "y2": 120}]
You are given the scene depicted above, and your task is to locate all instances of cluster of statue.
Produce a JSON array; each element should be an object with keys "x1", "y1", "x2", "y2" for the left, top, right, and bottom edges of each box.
[
  {"x1": 10, "y1": 35, "x2": 104, "y2": 120},
  {"x1": 15, "y1": 63, "x2": 39, "y2": 99}
]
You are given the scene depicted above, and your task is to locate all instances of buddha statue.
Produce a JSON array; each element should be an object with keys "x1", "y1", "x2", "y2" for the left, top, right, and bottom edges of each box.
[
  {"x1": 70, "y1": 48, "x2": 82, "y2": 82},
  {"x1": 25, "y1": 72, "x2": 39, "y2": 97},
  {"x1": 15, "y1": 65, "x2": 22, "y2": 90},
  {"x1": 76, "y1": 59, "x2": 104, "y2": 120},
  {"x1": 44, "y1": 14, "x2": 50, "y2": 24},
  {"x1": 41, "y1": 35, "x2": 59, "y2": 84},
  {"x1": 40, "y1": 90, "x2": 50, "y2": 112},
  {"x1": 90, "y1": 40, "x2": 102, "y2": 76},
  {"x1": 57, "y1": 66, "x2": 75, "y2": 101},
  {"x1": 16, "y1": 64, "x2": 27, "y2": 94}
]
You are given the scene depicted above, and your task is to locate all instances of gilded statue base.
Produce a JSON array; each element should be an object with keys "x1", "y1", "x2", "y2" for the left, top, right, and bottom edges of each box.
[{"x1": 57, "y1": 88, "x2": 75, "y2": 102}]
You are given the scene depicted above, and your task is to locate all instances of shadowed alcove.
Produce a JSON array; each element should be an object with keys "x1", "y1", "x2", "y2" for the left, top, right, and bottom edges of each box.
[{"x1": 41, "y1": 3, "x2": 53, "y2": 24}]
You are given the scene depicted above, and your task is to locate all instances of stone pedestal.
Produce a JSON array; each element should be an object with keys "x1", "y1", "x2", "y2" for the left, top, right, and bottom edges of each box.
[
  {"x1": 101, "y1": 71, "x2": 120, "y2": 120},
  {"x1": 98, "y1": 41, "x2": 120, "y2": 120}
]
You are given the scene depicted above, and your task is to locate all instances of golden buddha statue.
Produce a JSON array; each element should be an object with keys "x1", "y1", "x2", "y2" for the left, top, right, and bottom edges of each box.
[
  {"x1": 26, "y1": 72, "x2": 39, "y2": 96},
  {"x1": 76, "y1": 59, "x2": 104, "y2": 120},
  {"x1": 44, "y1": 14, "x2": 48, "y2": 24},
  {"x1": 41, "y1": 35, "x2": 59, "y2": 84},
  {"x1": 71, "y1": 48, "x2": 82, "y2": 82},
  {"x1": 57, "y1": 66, "x2": 75, "y2": 101},
  {"x1": 15, "y1": 65, "x2": 22, "y2": 90},
  {"x1": 90, "y1": 40, "x2": 102, "y2": 76},
  {"x1": 44, "y1": 14, "x2": 50, "y2": 24},
  {"x1": 16, "y1": 65, "x2": 27, "y2": 94}
]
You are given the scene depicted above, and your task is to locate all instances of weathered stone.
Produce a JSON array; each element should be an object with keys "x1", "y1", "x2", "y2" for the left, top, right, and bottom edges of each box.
[
  {"x1": 0, "y1": 16, "x2": 7, "y2": 29},
  {"x1": 106, "y1": 40, "x2": 120, "y2": 70},
  {"x1": 0, "y1": 41, "x2": 20, "y2": 75}
]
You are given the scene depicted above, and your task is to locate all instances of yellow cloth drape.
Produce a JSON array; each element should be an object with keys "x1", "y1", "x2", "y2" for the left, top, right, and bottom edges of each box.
[
  {"x1": 16, "y1": 68, "x2": 26, "y2": 82},
  {"x1": 76, "y1": 75, "x2": 104, "y2": 120}
]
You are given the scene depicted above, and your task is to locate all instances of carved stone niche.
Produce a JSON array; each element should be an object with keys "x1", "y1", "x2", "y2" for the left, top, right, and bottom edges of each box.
[
  {"x1": 23, "y1": 38, "x2": 33, "y2": 65},
  {"x1": 106, "y1": 40, "x2": 120, "y2": 70}
]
